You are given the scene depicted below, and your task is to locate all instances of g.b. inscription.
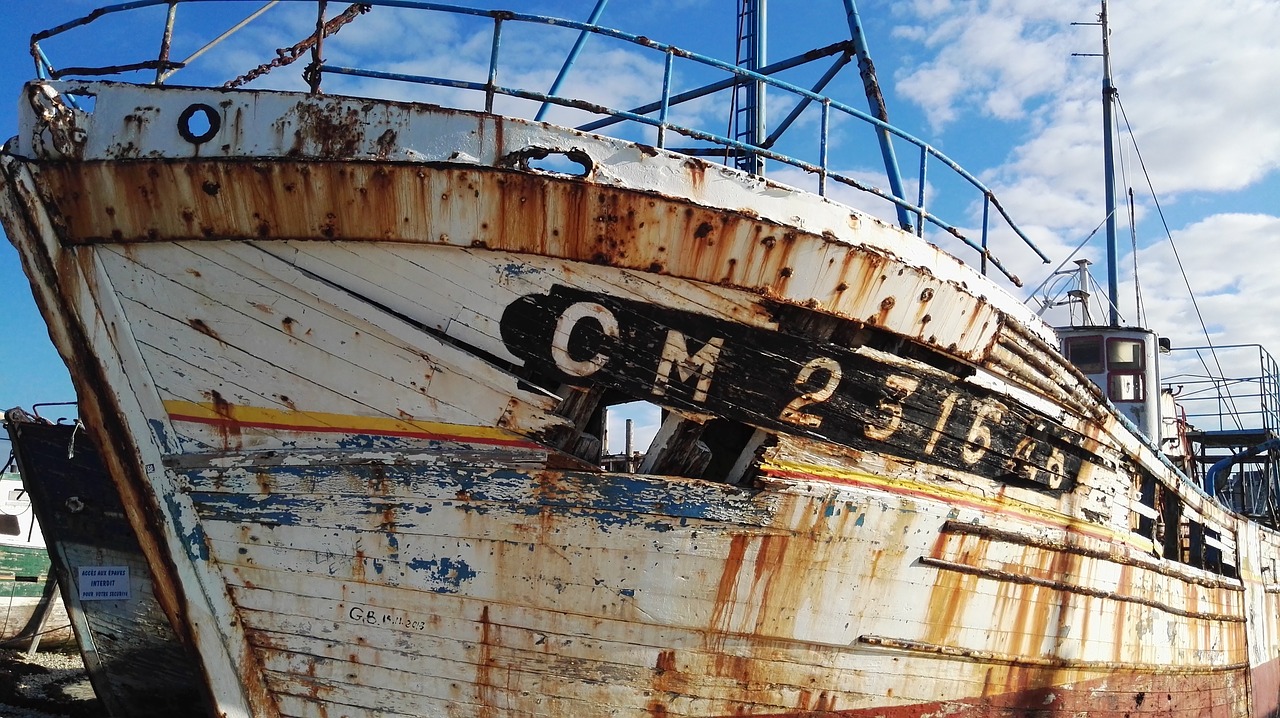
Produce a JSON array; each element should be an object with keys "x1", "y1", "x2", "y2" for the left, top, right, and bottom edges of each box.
[
  {"x1": 347, "y1": 604, "x2": 429, "y2": 632},
  {"x1": 499, "y1": 285, "x2": 1087, "y2": 491}
]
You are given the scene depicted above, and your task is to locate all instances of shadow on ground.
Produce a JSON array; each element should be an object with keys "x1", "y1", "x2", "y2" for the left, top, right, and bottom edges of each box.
[{"x1": 0, "y1": 647, "x2": 103, "y2": 718}]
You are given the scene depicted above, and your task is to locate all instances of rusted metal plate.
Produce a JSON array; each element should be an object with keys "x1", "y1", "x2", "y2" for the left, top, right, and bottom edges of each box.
[
  {"x1": 17, "y1": 80, "x2": 1031, "y2": 362},
  {"x1": 33, "y1": 158, "x2": 1004, "y2": 364}
]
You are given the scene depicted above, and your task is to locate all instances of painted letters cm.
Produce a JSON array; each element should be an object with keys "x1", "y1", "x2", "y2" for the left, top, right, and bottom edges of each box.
[{"x1": 498, "y1": 285, "x2": 1087, "y2": 491}]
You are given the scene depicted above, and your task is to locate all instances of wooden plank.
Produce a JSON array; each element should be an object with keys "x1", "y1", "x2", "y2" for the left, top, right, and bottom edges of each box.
[
  {"x1": 100, "y1": 244, "x2": 564, "y2": 435},
  {"x1": 274, "y1": 692, "x2": 419, "y2": 718}
]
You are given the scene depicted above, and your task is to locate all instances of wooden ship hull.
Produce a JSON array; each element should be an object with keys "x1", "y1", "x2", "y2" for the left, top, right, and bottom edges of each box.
[
  {"x1": 3, "y1": 3, "x2": 1279, "y2": 716},
  {"x1": 3, "y1": 409, "x2": 212, "y2": 716},
  {"x1": 0, "y1": 471, "x2": 72, "y2": 649}
]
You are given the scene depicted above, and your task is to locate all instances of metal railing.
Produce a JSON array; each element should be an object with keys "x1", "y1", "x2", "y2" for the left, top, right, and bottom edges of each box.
[
  {"x1": 29, "y1": 0, "x2": 1049, "y2": 284},
  {"x1": 1165, "y1": 344, "x2": 1280, "y2": 435}
]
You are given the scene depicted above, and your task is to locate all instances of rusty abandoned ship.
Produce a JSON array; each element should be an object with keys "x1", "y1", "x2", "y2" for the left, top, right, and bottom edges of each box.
[{"x1": 3, "y1": 0, "x2": 1280, "y2": 716}]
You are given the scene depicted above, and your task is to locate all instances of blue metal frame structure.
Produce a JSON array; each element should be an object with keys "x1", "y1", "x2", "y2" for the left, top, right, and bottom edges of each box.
[{"x1": 1167, "y1": 343, "x2": 1280, "y2": 519}]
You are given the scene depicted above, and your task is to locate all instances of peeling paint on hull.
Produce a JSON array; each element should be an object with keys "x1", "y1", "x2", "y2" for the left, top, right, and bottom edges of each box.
[{"x1": 2, "y1": 80, "x2": 1279, "y2": 717}]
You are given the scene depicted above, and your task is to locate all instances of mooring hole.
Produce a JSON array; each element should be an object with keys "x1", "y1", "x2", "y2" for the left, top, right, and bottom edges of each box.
[
  {"x1": 178, "y1": 103, "x2": 221, "y2": 144},
  {"x1": 65, "y1": 93, "x2": 96, "y2": 112}
]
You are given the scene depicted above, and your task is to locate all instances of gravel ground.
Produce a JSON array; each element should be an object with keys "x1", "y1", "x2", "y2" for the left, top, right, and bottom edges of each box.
[{"x1": 0, "y1": 647, "x2": 103, "y2": 718}]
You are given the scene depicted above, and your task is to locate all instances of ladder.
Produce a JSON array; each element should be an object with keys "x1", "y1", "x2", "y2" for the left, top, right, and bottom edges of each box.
[{"x1": 731, "y1": 0, "x2": 765, "y2": 174}]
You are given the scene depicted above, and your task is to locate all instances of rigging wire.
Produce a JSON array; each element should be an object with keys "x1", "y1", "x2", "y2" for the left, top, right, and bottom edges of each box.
[
  {"x1": 1112, "y1": 89, "x2": 1137, "y2": 324},
  {"x1": 1115, "y1": 95, "x2": 1244, "y2": 429},
  {"x1": 1022, "y1": 210, "x2": 1113, "y2": 312},
  {"x1": 1128, "y1": 188, "x2": 1145, "y2": 327}
]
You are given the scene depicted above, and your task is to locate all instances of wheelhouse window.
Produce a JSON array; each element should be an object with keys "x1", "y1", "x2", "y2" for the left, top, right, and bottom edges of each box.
[
  {"x1": 1107, "y1": 338, "x2": 1145, "y2": 370},
  {"x1": 1108, "y1": 372, "x2": 1145, "y2": 402},
  {"x1": 1064, "y1": 336, "x2": 1104, "y2": 373}
]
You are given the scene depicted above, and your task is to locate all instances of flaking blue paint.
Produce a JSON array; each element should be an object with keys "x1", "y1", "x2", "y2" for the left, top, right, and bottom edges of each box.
[
  {"x1": 498, "y1": 263, "x2": 542, "y2": 279},
  {"x1": 189, "y1": 492, "x2": 317, "y2": 527},
  {"x1": 406, "y1": 556, "x2": 477, "y2": 593},
  {"x1": 334, "y1": 435, "x2": 433, "y2": 451},
  {"x1": 182, "y1": 454, "x2": 776, "y2": 536},
  {"x1": 164, "y1": 493, "x2": 209, "y2": 562},
  {"x1": 148, "y1": 419, "x2": 174, "y2": 453}
]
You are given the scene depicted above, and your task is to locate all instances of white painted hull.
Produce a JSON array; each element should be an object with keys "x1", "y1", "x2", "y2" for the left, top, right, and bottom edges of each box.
[{"x1": 2, "y1": 80, "x2": 1276, "y2": 717}]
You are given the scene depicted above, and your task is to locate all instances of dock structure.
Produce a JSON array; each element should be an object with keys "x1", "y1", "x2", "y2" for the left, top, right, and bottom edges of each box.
[{"x1": 1174, "y1": 344, "x2": 1280, "y2": 523}]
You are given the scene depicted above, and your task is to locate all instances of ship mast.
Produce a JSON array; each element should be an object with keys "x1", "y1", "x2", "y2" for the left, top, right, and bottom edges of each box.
[
  {"x1": 1058, "y1": 3, "x2": 1162, "y2": 443},
  {"x1": 731, "y1": 0, "x2": 911, "y2": 229},
  {"x1": 1100, "y1": 0, "x2": 1120, "y2": 327}
]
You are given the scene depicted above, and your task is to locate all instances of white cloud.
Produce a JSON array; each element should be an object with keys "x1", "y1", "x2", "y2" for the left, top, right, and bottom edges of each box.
[
  {"x1": 1136, "y1": 213, "x2": 1280, "y2": 346},
  {"x1": 885, "y1": 0, "x2": 1280, "y2": 354},
  {"x1": 1105, "y1": 0, "x2": 1280, "y2": 194},
  {"x1": 896, "y1": 0, "x2": 1280, "y2": 214},
  {"x1": 893, "y1": 1, "x2": 1088, "y2": 131},
  {"x1": 193, "y1": 5, "x2": 716, "y2": 135}
]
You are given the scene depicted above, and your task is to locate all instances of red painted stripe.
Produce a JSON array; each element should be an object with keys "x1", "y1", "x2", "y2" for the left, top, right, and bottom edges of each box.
[{"x1": 1253, "y1": 653, "x2": 1280, "y2": 717}]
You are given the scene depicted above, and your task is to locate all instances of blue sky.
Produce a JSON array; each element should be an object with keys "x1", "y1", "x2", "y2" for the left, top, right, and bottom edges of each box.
[{"x1": 1, "y1": 0, "x2": 1278, "y2": 450}]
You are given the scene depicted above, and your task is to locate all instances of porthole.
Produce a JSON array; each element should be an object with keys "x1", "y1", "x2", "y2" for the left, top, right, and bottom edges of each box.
[{"x1": 178, "y1": 103, "x2": 221, "y2": 144}]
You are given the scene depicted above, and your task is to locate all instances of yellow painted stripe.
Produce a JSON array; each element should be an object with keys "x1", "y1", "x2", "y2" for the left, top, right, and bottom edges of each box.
[
  {"x1": 761, "y1": 457, "x2": 1146, "y2": 547},
  {"x1": 163, "y1": 400, "x2": 536, "y2": 447}
]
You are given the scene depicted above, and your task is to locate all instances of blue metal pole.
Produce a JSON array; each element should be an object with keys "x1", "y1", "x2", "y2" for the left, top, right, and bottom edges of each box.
[
  {"x1": 578, "y1": 42, "x2": 848, "y2": 133},
  {"x1": 1101, "y1": 0, "x2": 1120, "y2": 326},
  {"x1": 534, "y1": 0, "x2": 608, "y2": 122},
  {"x1": 751, "y1": 0, "x2": 766, "y2": 169},
  {"x1": 819, "y1": 99, "x2": 830, "y2": 196},
  {"x1": 981, "y1": 195, "x2": 990, "y2": 277},
  {"x1": 1206, "y1": 437, "x2": 1280, "y2": 499},
  {"x1": 916, "y1": 145, "x2": 928, "y2": 236},
  {"x1": 486, "y1": 16, "x2": 502, "y2": 113},
  {"x1": 658, "y1": 50, "x2": 673, "y2": 148},
  {"x1": 761, "y1": 53, "x2": 850, "y2": 149},
  {"x1": 843, "y1": 0, "x2": 911, "y2": 231}
]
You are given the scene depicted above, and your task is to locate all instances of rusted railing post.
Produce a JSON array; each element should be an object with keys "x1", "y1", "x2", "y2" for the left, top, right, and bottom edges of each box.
[
  {"x1": 306, "y1": 0, "x2": 328, "y2": 94},
  {"x1": 486, "y1": 15, "x2": 505, "y2": 113},
  {"x1": 155, "y1": 2, "x2": 178, "y2": 85}
]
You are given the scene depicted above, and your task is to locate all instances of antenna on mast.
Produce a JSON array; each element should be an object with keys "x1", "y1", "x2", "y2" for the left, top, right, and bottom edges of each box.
[
  {"x1": 1074, "y1": 1, "x2": 1120, "y2": 326},
  {"x1": 1100, "y1": 1, "x2": 1119, "y2": 327}
]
